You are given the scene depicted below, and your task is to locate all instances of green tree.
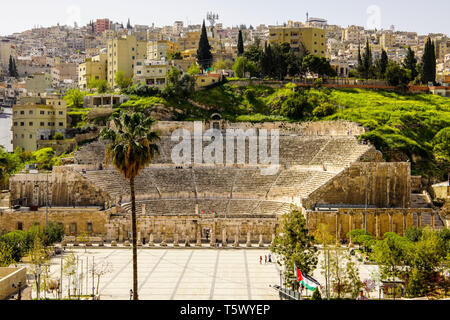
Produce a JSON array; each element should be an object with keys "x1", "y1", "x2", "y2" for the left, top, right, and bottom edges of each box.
[
  {"x1": 385, "y1": 62, "x2": 409, "y2": 87},
  {"x1": 53, "y1": 132, "x2": 65, "y2": 140},
  {"x1": 100, "y1": 111, "x2": 160, "y2": 300},
  {"x1": 270, "y1": 207, "x2": 318, "y2": 289},
  {"x1": 0, "y1": 242, "x2": 15, "y2": 267},
  {"x1": 375, "y1": 49, "x2": 389, "y2": 79},
  {"x1": 187, "y1": 63, "x2": 202, "y2": 76},
  {"x1": 329, "y1": 248, "x2": 362, "y2": 299},
  {"x1": 432, "y1": 127, "x2": 450, "y2": 161},
  {"x1": 403, "y1": 47, "x2": 418, "y2": 81},
  {"x1": 302, "y1": 54, "x2": 336, "y2": 78},
  {"x1": 64, "y1": 89, "x2": 85, "y2": 108},
  {"x1": 421, "y1": 38, "x2": 436, "y2": 85},
  {"x1": 88, "y1": 78, "x2": 110, "y2": 93},
  {"x1": 212, "y1": 59, "x2": 234, "y2": 71},
  {"x1": 405, "y1": 227, "x2": 423, "y2": 243},
  {"x1": 311, "y1": 287, "x2": 322, "y2": 300},
  {"x1": 167, "y1": 51, "x2": 182, "y2": 60},
  {"x1": 197, "y1": 20, "x2": 213, "y2": 70},
  {"x1": 374, "y1": 233, "x2": 412, "y2": 285},
  {"x1": 237, "y1": 30, "x2": 244, "y2": 56},
  {"x1": 114, "y1": 71, "x2": 133, "y2": 90},
  {"x1": 8, "y1": 55, "x2": 18, "y2": 77},
  {"x1": 42, "y1": 222, "x2": 65, "y2": 246},
  {"x1": 233, "y1": 57, "x2": 257, "y2": 78}
]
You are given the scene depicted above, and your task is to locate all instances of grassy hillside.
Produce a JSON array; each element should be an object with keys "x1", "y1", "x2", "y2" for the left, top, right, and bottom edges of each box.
[{"x1": 115, "y1": 83, "x2": 449, "y2": 182}]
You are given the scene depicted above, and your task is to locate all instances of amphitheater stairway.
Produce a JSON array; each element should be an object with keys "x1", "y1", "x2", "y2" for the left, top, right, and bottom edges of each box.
[{"x1": 411, "y1": 194, "x2": 445, "y2": 230}]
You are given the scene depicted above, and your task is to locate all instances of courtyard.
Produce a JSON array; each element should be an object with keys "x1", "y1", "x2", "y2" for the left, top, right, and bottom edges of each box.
[{"x1": 43, "y1": 248, "x2": 282, "y2": 300}]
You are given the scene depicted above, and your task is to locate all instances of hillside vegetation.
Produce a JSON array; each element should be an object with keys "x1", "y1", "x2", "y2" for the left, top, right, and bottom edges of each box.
[{"x1": 159, "y1": 83, "x2": 449, "y2": 182}]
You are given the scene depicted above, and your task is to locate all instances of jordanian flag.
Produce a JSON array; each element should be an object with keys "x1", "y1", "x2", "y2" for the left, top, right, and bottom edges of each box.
[{"x1": 296, "y1": 267, "x2": 320, "y2": 291}]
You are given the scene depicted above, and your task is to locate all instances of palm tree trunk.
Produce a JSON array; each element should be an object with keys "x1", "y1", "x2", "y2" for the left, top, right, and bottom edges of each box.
[{"x1": 130, "y1": 177, "x2": 138, "y2": 300}]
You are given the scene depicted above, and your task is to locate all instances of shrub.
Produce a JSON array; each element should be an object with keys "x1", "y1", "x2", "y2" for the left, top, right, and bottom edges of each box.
[
  {"x1": 53, "y1": 132, "x2": 64, "y2": 140},
  {"x1": 311, "y1": 288, "x2": 322, "y2": 300},
  {"x1": 313, "y1": 102, "x2": 337, "y2": 117}
]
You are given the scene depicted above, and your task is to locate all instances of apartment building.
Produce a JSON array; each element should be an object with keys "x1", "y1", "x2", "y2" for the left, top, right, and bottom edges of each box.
[
  {"x1": 134, "y1": 59, "x2": 170, "y2": 88},
  {"x1": 106, "y1": 35, "x2": 147, "y2": 87},
  {"x1": 147, "y1": 40, "x2": 179, "y2": 61},
  {"x1": 12, "y1": 97, "x2": 67, "y2": 151},
  {"x1": 25, "y1": 73, "x2": 52, "y2": 95},
  {"x1": 78, "y1": 53, "x2": 107, "y2": 89},
  {"x1": 95, "y1": 19, "x2": 111, "y2": 35},
  {"x1": 268, "y1": 26, "x2": 326, "y2": 56}
]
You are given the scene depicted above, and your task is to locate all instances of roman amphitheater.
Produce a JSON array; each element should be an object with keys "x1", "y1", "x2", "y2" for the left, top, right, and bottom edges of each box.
[{"x1": 0, "y1": 120, "x2": 446, "y2": 246}]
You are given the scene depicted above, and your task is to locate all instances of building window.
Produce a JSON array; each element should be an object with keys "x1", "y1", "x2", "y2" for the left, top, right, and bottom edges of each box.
[
  {"x1": 87, "y1": 222, "x2": 93, "y2": 233},
  {"x1": 29, "y1": 134, "x2": 32, "y2": 139},
  {"x1": 20, "y1": 122, "x2": 24, "y2": 126},
  {"x1": 59, "y1": 111, "x2": 63, "y2": 115},
  {"x1": 59, "y1": 122, "x2": 63, "y2": 126},
  {"x1": 40, "y1": 110, "x2": 45, "y2": 115},
  {"x1": 29, "y1": 122, "x2": 33, "y2": 126},
  {"x1": 40, "y1": 122, "x2": 44, "y2": 126},
  {"x1": 21, "y1": 134, "x2": 24, "y2": 138},
  {"x1": 20, "y1": 111, "x2": 24, "y2": 115},
  {"x1": 17, "y1": 222, "x2": 23, "y2": 230},
  {"x1": 70, "y1": 223, "x2": 77, "y2": 234},
  {"x1": 14, "y1": 122, "x2": 17, "y2": 126},
  {"x1": 29, "y1": 110, "x2": 33, "y2": 115}
]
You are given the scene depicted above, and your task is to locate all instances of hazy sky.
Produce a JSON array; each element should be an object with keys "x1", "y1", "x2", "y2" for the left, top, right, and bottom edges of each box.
[{"x1": 0, "y1": 0, "x2": 449, "y2": 36}]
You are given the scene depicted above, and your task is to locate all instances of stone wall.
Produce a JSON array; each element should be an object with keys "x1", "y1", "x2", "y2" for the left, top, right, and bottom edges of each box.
[
  {"x1": 9, "y1": 166, "x2": 111, "y2": 207},
  {"x1": 0, "y1": 267, "x2": 27, "y2": 300},
  {"x1": 303, "y1": 162, "x2": 411, "y2": 210},
  {"x1": 306, "y1": 208, "x2": 434, "y2": 241},
  {"x1": 0, "y1": 207, "x2": 110, "y2": 236}
]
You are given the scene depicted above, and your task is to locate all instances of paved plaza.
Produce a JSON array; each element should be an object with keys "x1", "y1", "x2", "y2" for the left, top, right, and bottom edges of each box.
[{"x1": 46, "y1": 248, "x2": 281, "y2": 300}]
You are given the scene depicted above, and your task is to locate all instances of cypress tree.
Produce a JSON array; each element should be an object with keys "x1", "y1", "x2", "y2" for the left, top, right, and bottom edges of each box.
[
  {"x1": 237, "y1": 30, "x2": 244, "y2": 56},
  {"x1": 375, "y1": 49, "x2": 388, "y2": 79},
  {"x1": 197, "y1": 20, "x2": 213, "y2": 70},
  {"x1": 357, "y1": 44, "x2": 364, "y2": 77},
  {"x1": 8, "y1": 55, "x2": 18, "y2": 77},
  {"x1": 362, "y1": 39, "x2": 373, "y2": 79},
  {"x1": 403, "y1": 46, "x2": 418, "y2": 81},
  {"x1": 422, "y1": 38, "x2": 436, "y2": 84}
]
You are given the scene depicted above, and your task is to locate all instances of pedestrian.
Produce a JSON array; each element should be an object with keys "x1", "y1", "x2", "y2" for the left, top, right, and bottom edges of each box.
[
  {"x1": 129, "y1": 289, "x2": 133, "y2": 300},
  {"x1": 268, "y1": 253, "x2": 272, "y2": 263},
  {"x1": 259, "y1": 256, "x2": 262, "y2": 264},
  {"x1": 265, "y1": 255, "x2": 267, "y2": 264}
]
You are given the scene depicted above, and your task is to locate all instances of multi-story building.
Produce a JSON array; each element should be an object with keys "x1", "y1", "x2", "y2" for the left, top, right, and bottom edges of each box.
[
  {"x1": 147, "y1": 40, "x2": 179, "y2": 61},
  {"x1": 78, "y1": 53, "x2": 107, "y2": 90},
  {"x1": 380, "y1": 33, "x2": 395, "y2": 50},
  {"x1": 11, "y1": 97, "x2": 67, "y2": 151},
  {"x1": 25, "y1": 73, "x2": 52, "y2": 95},
  {"x1": 0, "y1": 39, "x2": 17, "y2": 70},
  {"x1": 95, "y1": 19, "x2": 111, "y2": 35},
  {"x1": 134, "y1": 59, "x2": 170, "y2": 88},
  {"x1": 106, "y1": 35, "x2": 147, "y2": 87},
  {"x1": 268, "y1": 26, "x2": 326, "y2": 56}
]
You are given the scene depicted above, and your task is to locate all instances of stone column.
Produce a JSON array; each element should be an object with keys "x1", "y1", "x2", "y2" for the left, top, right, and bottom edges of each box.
[
  {"x1": 196, "y1": 223, "x2": 202, "y2": 247},
  {"x1": 137, "y1": 231, "x2": 142, "y2": 246},
  {"x1": 233, "y1": 227, "x2": 240, "y2": 247},
  {"x1": 149, "y1": 233, "x2": 154, "y2": 247},
  {"x1": 402, "y1": 213, "x2": 407, "y2": 236},
  {"x1": 222, "y1": 228, "x2": 227, "y2": 247},
  {"x1": 417, "y1": 212, "x2": 422, "y2": 228},
  {"x1": 375, "y1": 213, "x2": 380, "y2": 239},
  {"x1": 259, "y1": 234, "x2": 264, "y2": 247},
  {"x1": 246, "y1": 231, "x2": 252, "y2": 247},
  {"x1": 185, "y1": 232, "x2": 191, "y2": 247},
  {"x1": 210, "y1": 224, "x2": 216, "y2": 247},
  {"x1": 388, "y1": 212, "x2": 393, "y2": 233},
  {"x1": 160, "y1": 230, "x2": 167, "y2": 247},
  {"x1": 271, "y1": 233, "x2": 275, "y2": 246},
  {"x1": 335, "y1": 212, "x2": 340, "y2": 245},
  {"x1": 348, "y1": 212, "x2": 354, "y2": 247},
  {"x1": 173, "y1": 232, "x2": 179, "y2": 247}
]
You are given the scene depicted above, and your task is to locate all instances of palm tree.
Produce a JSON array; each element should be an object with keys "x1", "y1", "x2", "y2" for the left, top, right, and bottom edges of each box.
[{"x1": 100, "y1": 111, "x2": 160, "y2": 300}]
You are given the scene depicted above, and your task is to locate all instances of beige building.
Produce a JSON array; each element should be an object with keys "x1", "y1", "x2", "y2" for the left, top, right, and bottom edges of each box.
[
  {"x1": 134, "y1": 59, "x2": 170, "y2": 88},
  {"x1": 12, "y1": 98, "x2": 67, "y2": 152},
  {"x1": 147, "y1": 40, "x2": 179, "y2": 61},
  {"x1": 25, "y1": 73, "x2": 52, "y2": 95},
  {"x1": 380, "y1": 33, "x2": 395, "y2": 50},
  {"x1": 78, "y1": 53, "x2": 107, "y2": 90},
  {"x1": 107, "y1": 35, "x2": 147, "y2": 88},
  {"x1": 268, "y1": 26, "x2": 326, "y2": 56}
]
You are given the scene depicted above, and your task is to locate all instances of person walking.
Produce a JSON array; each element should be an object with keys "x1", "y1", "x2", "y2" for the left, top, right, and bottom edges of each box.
[
  {"x1": 129, "y1": 289, "x2": 133, "y2": 300},
  {"x1": 268, "y1": 253, "x2": 272, "y2": 263},
  {"x1": 265, "y1": 255, "x2": 267, "y2": 264},
  {"x1": 259, "y1": 256, "x2": 262, "y2": 264}
]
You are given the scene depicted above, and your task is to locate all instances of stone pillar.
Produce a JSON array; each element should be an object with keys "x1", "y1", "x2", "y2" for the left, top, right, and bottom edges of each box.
[
  {"x1": 185, "y1": 231, "x2": 191, "y2": 247},
  {"x1": 402, "y1": 213, "x2": 407, "y2": 236},
  {"x1": 149, "y1": 233, "x2": 154, "y2": 247},
  {"x1": 210, "y1": 224, "x2": 216, "y2": 247},
  {"x1": 335, "y1": 212, "x2": 340, "y2": 245},
  {"x1": 375, "y1": 213, "x2": 380, "y2": 239},
  {"x1": 246, "y1": 231, "x2": 252, "y2": 247},
  {"x1": 259, "y1": 234, "x2": 264, "y2": 247},
  {"x1": 233, "y1": 227, "x2": 240, "y2": 247},
  {"x1": 388, "y1": 212, "x2": 393, "y2": 233},
  {"x1": 349, "y1": 213, "x2": 354, "y2": 247},
  {"x1": 196, "y1": 223, "x2": 202, "y2": 247},
  {"x1": 271, "y1": 233, "x2": 275, "y2": 246},
  {"x1": 173, "y1": 232, "x2": 179, "y2": 247},
  {"x1": 160, "y1": 231, "x2": 167, "y2": 247},
  {"x1": 417, "y1": 212, "x2": 422, "y2": 228},
  {"x1": 222, "y1": 228, "x2": 227, "y2": 247}
]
